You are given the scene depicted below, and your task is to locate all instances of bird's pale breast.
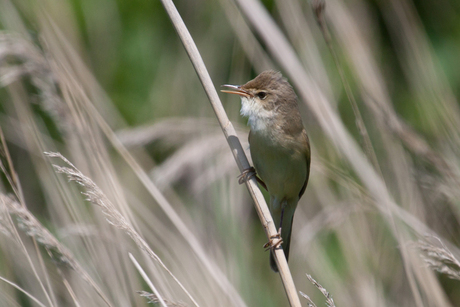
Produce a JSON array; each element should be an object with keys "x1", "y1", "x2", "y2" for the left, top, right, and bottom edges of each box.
[{"x1": 249, "y1": 129, "x2": 307, "y2": 207}]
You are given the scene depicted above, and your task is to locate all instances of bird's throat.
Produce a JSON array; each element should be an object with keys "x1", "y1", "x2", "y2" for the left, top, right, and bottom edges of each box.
[{"x1": 240, "y1": 97, "x2": 275, "y2": 132}]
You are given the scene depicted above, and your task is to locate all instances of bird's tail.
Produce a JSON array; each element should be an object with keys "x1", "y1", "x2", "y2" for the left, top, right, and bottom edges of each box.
[{"x1": 269, "y1": 208, "x2": 295, "y2": 272}]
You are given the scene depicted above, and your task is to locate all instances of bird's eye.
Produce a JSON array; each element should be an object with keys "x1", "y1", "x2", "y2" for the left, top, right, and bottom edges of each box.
[{"x1": 256, "y1": 91, "x2": 267, "y2": 100}]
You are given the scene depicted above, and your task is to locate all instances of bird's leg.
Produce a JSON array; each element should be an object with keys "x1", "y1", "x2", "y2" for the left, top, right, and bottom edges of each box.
[
  {"x1": 237, "y1": 167, "x2": 268, "y2": 191},
  {"x1": 264, "y1": 227, "x2": 283, "y2": 251},
  {"x1": 279, "y1": 205, "x2": 286, "y2": 230},
  {"x1": 264, "y1": 201, "x2": 287, "y2": 251}
]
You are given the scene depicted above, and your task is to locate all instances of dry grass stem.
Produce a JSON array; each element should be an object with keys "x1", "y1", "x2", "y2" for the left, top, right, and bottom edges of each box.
[
  {"x1": 46, "y1": 152, "x2": 199, "y2": 307},
  {"x1": 159, "y1": 0, "x2": 301, "y2": 305},
  {"x1": 0, "y1": 275, "x2": 48, "y2": 307},
  {"x1": 0, "y1": 127, "x2": 24, "y2": 201},
  {"x1": 129, "y1": 253, "x2": 169, "y2": 307},
  {"x1": 219, "y1": 0, "x2": 273, "y2": 72},
  {"x1": 311, "y1": 0, "x2": 380, "y2": 173},
  {"x1": 116, "y1": 117, "x2": 221, "y2": 148}
]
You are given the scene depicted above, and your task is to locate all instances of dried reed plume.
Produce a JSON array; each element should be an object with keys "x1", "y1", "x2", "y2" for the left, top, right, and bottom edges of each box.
[
  {"x1": 0, "y1": 193, "x2": 113, "y2": 307},
  {"x1": 138, "y1": 291, "x2": 187, "y2": 307},
  {"x1": 46, "y1": 151, "x2": 199, "y2": 307},
  {"x1": 415, "y1": 236, "x2": 460, "y2": 281},
  {"x1": 299, "y1": 274, "x2": 336, "y2": 307}
]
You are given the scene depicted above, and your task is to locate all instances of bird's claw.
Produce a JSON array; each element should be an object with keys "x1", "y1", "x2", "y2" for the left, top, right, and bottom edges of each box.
[
  {"x1": 238, "y1": 167, "x2": 257, "y2": 184},
  {"x1": 264, "y1": 228, "x2": 283, "y2": 251}
]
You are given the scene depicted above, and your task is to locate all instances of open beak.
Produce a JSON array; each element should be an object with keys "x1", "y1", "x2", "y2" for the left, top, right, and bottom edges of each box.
[{"x1": 220, "y1": 84, "x2": 252, "y2": 98}]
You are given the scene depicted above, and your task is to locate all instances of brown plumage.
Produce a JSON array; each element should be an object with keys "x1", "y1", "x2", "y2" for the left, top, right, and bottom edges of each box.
[{"x1": 222, "y1": 70, "x2": 311, "y2": 272}]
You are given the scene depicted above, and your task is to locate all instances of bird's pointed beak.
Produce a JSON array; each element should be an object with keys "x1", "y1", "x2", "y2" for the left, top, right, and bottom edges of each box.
[{"x1": 220, "y1": 84, "x2": 252, "y2": 98}]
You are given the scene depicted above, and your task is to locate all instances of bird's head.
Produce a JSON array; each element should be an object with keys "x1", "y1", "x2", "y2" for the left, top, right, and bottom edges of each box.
[{"x1": 221, "y1": 70, "x2": 297, "y2": 131}]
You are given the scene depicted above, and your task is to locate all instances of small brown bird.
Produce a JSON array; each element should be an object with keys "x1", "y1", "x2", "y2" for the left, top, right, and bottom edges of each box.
[{"x1": 222, "y1": 70, "x2": 310, "y2": 272}]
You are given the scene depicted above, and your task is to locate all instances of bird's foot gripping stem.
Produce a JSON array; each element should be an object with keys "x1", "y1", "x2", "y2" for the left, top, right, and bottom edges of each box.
[
  {"x1": 238, "y1": 167, "x2": 257, "y2": 184},
  {"x1": 264, "y1": 228, "x2": 283, "y2": 251},
  {"x1": 238, "y1": 167, "x2": 268, "y2": 190}
]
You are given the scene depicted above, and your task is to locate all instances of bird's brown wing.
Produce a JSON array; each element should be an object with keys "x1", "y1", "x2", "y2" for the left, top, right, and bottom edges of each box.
[{"x1": 298, "y1": 130, "x2": 311, "y2": 199}]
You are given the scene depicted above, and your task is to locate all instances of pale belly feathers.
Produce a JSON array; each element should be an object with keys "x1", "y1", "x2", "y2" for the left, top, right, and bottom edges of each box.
[{"x1": 249, "y1": 129, "x2": 307, "y2": 208}]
